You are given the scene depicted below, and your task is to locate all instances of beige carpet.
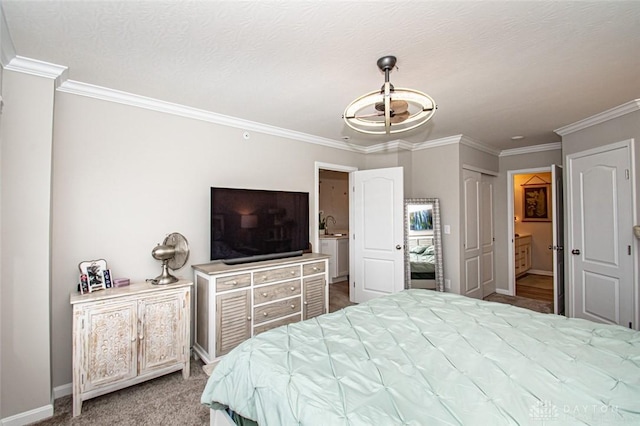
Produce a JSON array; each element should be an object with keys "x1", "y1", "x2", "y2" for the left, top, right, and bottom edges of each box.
[
  {"x1": 329, "y1": 279, "x2": 356, "y2": 312},
  {"x1": 32, "y1": 360, "x2": 210, "y2": 426},
  {"x1": 484, "y1": 292, "x2": 554, "y2": 314}
]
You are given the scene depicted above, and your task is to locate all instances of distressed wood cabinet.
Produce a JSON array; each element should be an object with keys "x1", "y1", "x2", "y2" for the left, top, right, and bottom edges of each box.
[
  {"x1": 515, "y1": 234, "x2": 532, "y2": 277},
  {"x1": 192, "y1": 253, "x2": 329, "y2": 363},
  {"x1": 70, "y1": 280, "x2": 192, "y2": 417}
]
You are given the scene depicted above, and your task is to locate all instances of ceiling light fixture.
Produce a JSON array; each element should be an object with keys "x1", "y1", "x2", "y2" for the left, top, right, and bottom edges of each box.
[{"x1": 343, "y1": 55, "x2": 436, "y2": 135}]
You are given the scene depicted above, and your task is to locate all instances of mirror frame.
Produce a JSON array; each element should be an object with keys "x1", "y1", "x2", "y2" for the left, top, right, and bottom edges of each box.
[{"x1": 404, "y1": 198, "x2": 444, "y2": 292}]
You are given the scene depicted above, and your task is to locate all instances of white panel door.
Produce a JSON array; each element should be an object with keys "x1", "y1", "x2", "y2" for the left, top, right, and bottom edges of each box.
[
  {"x1": 568, "y1": 143, "x2": 633, "y2": 327},
  {"x1": 551, "y1": 164, "x2": 565, "y2": 315},
  {"x1": 352, "y1": 167, "x2": 404, "y2": 303},
  {"x1": 481, "y1": 176, "x2": 495, "y2": 295},
  {"x1": 463, "y1": 169, "x2": 482, "y2": 299}
]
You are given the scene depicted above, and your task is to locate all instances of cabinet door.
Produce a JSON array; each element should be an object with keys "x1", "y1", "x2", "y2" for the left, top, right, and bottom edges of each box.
[
  {"x1": 80, "y1": 300, "x2": 138, "y2": 392},
  {"x1": 138, "y1": 289, "x2": 189, "y2": 374},
  {"x1": 216, "y1": 290, "x2": 251, "y2": 356},
  {"x1": 336, "y1": 239, "x2": 349, "y2": 277},
  {"x1": 303, "y1": 276, "x2": 326, "y2": 319}
]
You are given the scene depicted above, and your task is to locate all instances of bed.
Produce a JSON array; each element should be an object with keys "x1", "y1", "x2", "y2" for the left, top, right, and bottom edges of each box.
[{"x1": 201, "y1": 289, "x2": 640, "y2": 425}]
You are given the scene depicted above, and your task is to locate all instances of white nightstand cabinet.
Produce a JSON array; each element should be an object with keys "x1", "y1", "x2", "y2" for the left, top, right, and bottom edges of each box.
[
  {"x1": 192, "y1": 253, "x2": 329, "y2": 363},
  {"x1": 70, "y1": 280, "x2": 192, "y2": 417}
]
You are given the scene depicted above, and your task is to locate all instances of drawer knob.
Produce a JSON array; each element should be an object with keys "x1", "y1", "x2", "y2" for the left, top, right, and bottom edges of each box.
[
  {"x1": 262, "y1": 292, "x2": 268, "y2": 297},
  {"x1": 290, "y1": 287, "x2": 295, "y2": 291},
  {"x1": 262, "y1": 275, "x2": 267, "y2": 281},
  {"x1": 303, "y1": 301, "x2": 308, "y2": 305},
  {"x1": 313, "y1": 267, "x2": 319, "y2": 271},
  {"x1": 290, "y1": 271, "x2": 295, "y2": 275},
  {"x1": 263, "y1": 312, "x2": 268, "y2": 317},
  {"x1": 247, "y1": 316, "x2": 251, "y2": 321},
  {"x1": 291, "y1": 304, "x2": 295, "y2": 309},
  {"x1": 231, "y1": 281, "x2": 237, "y2": 286}
]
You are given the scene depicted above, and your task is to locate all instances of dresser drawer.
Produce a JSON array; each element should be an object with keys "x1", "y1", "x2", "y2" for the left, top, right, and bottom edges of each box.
[
  {"x1": 253, "y1": 266, "x2": 300, "y2": 285},
  {"x1": 253, "y1": 314, "x2": 300, "y2": 335},
  {"x1": 253, "y1": 297, "x2": 301, "y2": 324},
  {"x1": 303, "y1": 261, "x2": 325, "y2": 276},
  {"x1": 254, "y1": 279, "x2": 301, "y2": 305},
  {"x1": 216, "y1": 274, "x2": 251, "y2": 292}
]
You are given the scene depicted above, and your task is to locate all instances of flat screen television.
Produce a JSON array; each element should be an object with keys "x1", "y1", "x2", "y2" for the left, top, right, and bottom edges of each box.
[{"x1": 210, "y1": 187, "x2": 310, "y2": 264}]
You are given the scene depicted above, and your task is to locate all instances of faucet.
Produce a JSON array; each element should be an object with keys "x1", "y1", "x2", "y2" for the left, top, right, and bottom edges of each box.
[{"x1": 325, "y1": 215, "x2": 336, "y2": 234}]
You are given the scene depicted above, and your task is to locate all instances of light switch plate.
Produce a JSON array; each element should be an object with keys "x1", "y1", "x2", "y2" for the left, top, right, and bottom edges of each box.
[{"x1": 444, "y1": 225, "x2": 451, "y2": 234}]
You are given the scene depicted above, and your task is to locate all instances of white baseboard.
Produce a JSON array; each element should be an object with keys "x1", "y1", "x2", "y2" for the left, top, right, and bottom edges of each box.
[
  {"x1": 527, "y1": 269, "x2": 553, "y2": 276},
  {"x1": 53, "y1": 383, "x2": 72, "y2": 399},
  {"x1": 495, "y1": 288, "x2": 512, "y2": 296},
  {"x1": 1, "y1": 404, "x2": 53, "y2": 426}
]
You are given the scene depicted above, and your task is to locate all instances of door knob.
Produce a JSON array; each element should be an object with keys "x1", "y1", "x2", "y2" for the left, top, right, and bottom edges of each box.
[
  {"x1": 548, "y1": 245, "x2": 553, "y2": 250},
  {"x1": 396, "y1": 245, "x2": 402, "y2": 250},
  {"x1": 571, "y1": 249, "x2": 581, "y2": 255}
]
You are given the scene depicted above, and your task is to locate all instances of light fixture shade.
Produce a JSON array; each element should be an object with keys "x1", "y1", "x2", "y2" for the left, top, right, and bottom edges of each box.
[{"x1": 343, "y1": 56, "x2": 436, "y2": 135}]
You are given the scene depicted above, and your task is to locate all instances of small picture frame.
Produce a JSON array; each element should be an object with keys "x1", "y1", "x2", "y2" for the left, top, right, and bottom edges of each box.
[
  {"x1": 102, "y1": 269, "x2": 113, "y2": 288},
  {"x1": 523, "y1": 184, "x2": 551, "y2": 222},
  {"x1": 79, "y1": 273, "x2": 90, "y2": 294},
  {"x1": 79, "y1": 259, "x2": 108, "y2": 292}
]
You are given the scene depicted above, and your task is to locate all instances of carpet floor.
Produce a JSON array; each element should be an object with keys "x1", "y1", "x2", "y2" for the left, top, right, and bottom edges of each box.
[
  {"x1": 484, "y1": 292, "x2": 554, "y2": 314},
  {"x1": 32, "y1": 359, "x2": 210, "y2": 426}
]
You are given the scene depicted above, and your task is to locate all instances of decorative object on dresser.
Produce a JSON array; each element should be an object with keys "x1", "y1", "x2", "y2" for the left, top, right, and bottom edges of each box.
[
  {"x1": 150, "y1": 232, "x2": 190, "y2": 285},
  {"x1": 192, "y1": 253, "x2": 329, "y2": 363},
  {"x1": 70, "y1": 279, "x2": 192, "y2": 417},
  {"x1": 78, "y1": 259, "x2": 111, "y2": 294}
]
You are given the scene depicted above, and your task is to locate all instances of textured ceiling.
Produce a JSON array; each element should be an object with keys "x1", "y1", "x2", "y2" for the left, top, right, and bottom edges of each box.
[{"x1": 3, "y1": 1, "x2": 640, "y2": 151}]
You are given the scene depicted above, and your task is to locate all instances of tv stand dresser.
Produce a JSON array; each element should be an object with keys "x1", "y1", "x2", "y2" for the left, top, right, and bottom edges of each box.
[{"x1": 192, "y1": 253, "x2": 330, "y2": 363}]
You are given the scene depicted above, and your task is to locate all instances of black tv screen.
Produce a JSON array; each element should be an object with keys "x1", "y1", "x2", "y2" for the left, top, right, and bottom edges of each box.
[{"x1": 210, "y1": 187, "x2": 310, "y2": 262}]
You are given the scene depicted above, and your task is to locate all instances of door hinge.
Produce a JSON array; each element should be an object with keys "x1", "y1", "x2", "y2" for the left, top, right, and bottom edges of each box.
[
  {"x1": 625, "y1": 169, "x2": 630, "y2": 180},
  {"x1": 629, "y1": 322, "x2": 633, "y2": 329},
  {"x1": 629, "y1": 245, "x2": 632, "y2": 255}
]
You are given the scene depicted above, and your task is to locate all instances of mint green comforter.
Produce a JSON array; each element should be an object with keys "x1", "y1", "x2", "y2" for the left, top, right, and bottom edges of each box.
[{"x1": 202, "y1": 290, "x2": 640, "y2": 425}]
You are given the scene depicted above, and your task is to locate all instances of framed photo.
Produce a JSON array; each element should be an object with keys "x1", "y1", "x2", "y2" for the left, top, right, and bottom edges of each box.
[
  {"x1": 409, "y1": 207, "x2": 433, "y2": 232},
  {"x1": 79, "y1": 259, "x2": 108, "y2": 292},
  {"x1": 523, "y1": 184, "x2": 551, "y2": 222}
]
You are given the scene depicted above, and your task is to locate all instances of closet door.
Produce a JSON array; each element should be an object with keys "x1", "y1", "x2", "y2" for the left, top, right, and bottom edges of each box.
[
  {"x1": 462, "y1": 169, "x2": 482, "y2": 299},
  {"x1": 462, "y1": 169, "x2": 495, "y2": 299}
]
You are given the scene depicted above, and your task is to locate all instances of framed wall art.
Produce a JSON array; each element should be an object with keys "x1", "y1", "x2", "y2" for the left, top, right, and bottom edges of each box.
[{"x1": 523, "y1": 184, "x2": 551, "y2": 222}]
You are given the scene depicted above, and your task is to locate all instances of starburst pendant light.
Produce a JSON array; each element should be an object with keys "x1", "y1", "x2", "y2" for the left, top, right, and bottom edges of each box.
[{"x1": 343, "y1": 56, "x2": 436, "y2": 135}]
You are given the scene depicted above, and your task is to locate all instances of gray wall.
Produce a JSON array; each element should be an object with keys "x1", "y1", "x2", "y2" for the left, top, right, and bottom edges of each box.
[
  {"x1": 49, "y1": 91, "x2": 367, "y2": 391},
  {"x1": 560, "y1": 108, "x2": 640, "y2": 322},
  {"x1": 410, "y1": 143, "x2": 460, "y2": 291},
  {"x1": 1, "y1": 70, "x2": 55, "y2": 419}
]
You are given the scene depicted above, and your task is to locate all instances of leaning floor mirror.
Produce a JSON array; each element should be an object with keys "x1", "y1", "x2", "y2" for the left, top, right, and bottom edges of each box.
[{"x1": 404, "y1": 198, "x2": 444, "y2": 291}]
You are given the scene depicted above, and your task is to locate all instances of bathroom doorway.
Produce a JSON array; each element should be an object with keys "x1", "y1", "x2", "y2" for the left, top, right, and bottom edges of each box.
[{"x1": 508, "y1": 167, "x2": 563, "y2": 314}]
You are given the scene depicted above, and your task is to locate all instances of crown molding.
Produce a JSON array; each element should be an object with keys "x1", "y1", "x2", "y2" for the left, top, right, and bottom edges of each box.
[
  {"x1": 499, "y1": 142, "x2": 562, "y2": 157},
  {"x1": 57, "y1": 80, "x2": 367, "y2": 153},
  {"x1": 459, "y1": 135, "x2": 501, "y2": 156},
  {"x1": 555, "y1": 99, "x2": 640, "y2": 136},
  {"x1": 364, "y1": 139, "x2": 414, "y2": 154},
  {"x1": 0, "y1": 4, "x2": 16, "y2": 67},
  {"x1": 411, "y1": 135, "x2": 462, "y2": 151},
  {"x1": 5, "y1": 56, "x2": 68, "y2": 85}
]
